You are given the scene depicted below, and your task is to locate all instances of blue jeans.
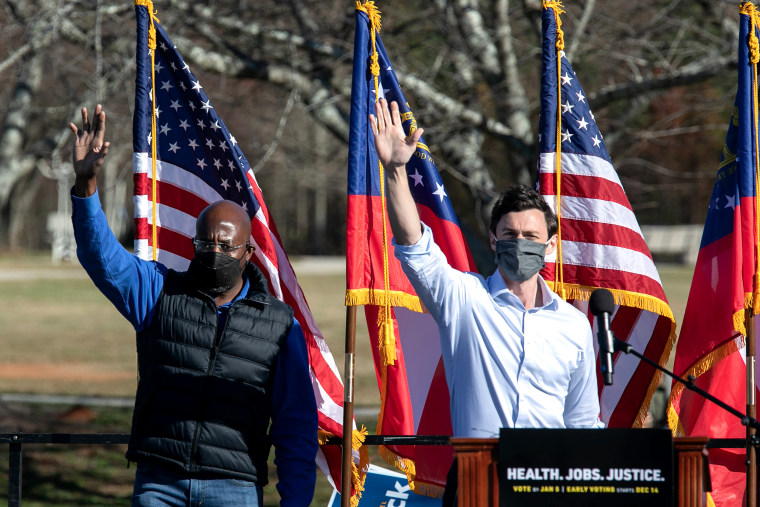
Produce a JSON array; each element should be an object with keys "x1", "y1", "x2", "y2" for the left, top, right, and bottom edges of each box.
[{"x1": 132, "y1": 462, "x2": 263, "y2": 507}]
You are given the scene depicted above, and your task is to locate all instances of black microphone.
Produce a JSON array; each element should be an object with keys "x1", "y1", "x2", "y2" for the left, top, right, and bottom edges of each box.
[{"x1": 589, "y1": 288, "x2": 616, "y2": 386}]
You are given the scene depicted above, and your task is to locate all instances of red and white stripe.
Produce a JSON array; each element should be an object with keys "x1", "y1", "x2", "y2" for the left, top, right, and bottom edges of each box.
[{"x1": 538, "y1": 151, "x2": 675, "y2": 428}]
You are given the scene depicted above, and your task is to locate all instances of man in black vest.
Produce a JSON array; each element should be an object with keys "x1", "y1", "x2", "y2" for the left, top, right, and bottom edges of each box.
[{"x1": 69, "y1": 104, "x2": 318, "y2": 506}]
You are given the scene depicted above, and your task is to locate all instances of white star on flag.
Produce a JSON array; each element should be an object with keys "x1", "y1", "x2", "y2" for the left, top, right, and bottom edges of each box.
[
  {"x1": 432, "y1": 181, "x2": 447, "y2": 202},
  {"x1": 409, "y1": 168, "x2": 424, "y2": 186},
  {"x1": 724, "y1": 193, "x2": 737, "y2": 211}
]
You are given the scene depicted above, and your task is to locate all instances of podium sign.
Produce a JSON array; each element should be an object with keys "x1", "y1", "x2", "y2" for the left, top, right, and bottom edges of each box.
[{"x1": 498, "y1": 428, "x2": 673, "y2": 507}]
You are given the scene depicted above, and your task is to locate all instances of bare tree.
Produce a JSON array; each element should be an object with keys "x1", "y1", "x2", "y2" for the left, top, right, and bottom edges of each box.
[{"x1": 0, "y1": 0, "x2": 739, "y2": 254}]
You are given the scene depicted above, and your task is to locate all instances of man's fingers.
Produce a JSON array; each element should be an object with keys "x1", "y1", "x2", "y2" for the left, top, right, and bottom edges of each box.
[
  {"x1": 94, "y1": 110, "x2": 107, "y2": 143},
  {"x1": 380, "y1": 98, "x2": 393, "y2": 128},
  {"x1": 375, "y1": 100, "x2": 387, "y2": 131},
  {"x1": 390, "y1": 101, "x2": 403, "y2": 128},
  {"x1": 81, "y1": 107, "x2": 90, "y2": 132},
  {"x1": 410, "y1": 127, "x2": 424, "y2": 145}
]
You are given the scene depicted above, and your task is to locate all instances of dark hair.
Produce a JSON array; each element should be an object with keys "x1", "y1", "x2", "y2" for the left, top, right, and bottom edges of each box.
[{"x1": 489, "y1": 184, "x2": 558, "y2": 237}]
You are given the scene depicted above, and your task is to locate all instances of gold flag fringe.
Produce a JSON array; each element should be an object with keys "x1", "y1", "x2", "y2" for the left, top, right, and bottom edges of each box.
[
  {"x1": 667, "y1": 337, "x2": 744, "y2": 436},
  {"x1": 631, "y1": 319, "x2": 677, "y2": 428},
  {"x1": 316, "y1": 427, "x2": 370, "y2": 507},
  {"x1": 345, "y1": 288, "x2": 424, "y2": 313},
  {"x1": 545, "y1": 282, "x2": 675, "y2": 321},
  {"x1": 350, "y1": 426, "x2": 370, "y2": 507}
]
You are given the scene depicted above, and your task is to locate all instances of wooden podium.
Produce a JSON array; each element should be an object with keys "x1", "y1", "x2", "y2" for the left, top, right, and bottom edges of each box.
[{"x1": 451, "y1": 436, "x2": 710, "y2": 507}]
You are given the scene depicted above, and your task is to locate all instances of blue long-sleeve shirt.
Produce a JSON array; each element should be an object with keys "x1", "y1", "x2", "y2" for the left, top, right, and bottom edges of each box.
[{"x1": 71, "y1": 190, "x2": 317, "y2": 506}]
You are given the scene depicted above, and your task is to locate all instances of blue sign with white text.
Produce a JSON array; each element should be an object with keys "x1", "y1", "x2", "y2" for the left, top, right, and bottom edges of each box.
[{"x1": 328, "y1": 465, "x2": 441, "y2": 506}]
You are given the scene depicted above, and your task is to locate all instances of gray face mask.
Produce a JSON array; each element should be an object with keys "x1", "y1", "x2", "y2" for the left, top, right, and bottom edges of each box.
[{"x1": 494, "y1": 238, "x2": 549, "y2": 282}]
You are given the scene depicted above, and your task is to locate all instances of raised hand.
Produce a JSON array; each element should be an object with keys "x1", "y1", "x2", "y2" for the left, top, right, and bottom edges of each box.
[
  {"x1": 369, "y1": 99, "x2": 423, "y2": 169},
  {"x1": 69, "y1": 105, "x2": 110, "y2": 196}
]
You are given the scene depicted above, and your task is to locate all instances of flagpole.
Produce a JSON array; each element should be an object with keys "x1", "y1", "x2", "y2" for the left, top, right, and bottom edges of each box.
[
  {"x1": 748, "y1": 310, "x2": 757, "y2": 507},
  {"x1": 341, "y1": 306, "x2": 357, "y2": 507}
]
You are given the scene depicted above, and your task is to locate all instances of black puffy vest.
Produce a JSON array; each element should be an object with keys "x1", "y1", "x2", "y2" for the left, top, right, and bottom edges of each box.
[{"x1": 125, "y1": 263, "x2": 294, "y2": 483}]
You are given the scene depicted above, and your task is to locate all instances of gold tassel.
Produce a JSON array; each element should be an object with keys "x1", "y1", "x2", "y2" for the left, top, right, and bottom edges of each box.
[{"x1": 377, "y1": 307, "x2": 397, "y2": 365}]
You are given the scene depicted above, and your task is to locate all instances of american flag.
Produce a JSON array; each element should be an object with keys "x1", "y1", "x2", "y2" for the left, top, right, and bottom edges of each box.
[
  {"x1": 537, "y1": 2, "x2": 676, "y2": 428},
  {"x1": 131, "y1": 2, "x2": 351, "y2": 493},
  {"x1": 668, "y1": 4, "x2": 760, "y2": 505},
  {"x1": 346, "y1": 3, "x2": 476, "y2": 495}
]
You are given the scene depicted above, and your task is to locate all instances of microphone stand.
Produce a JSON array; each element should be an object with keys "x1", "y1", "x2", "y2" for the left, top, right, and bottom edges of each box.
[{"x1": 613, "y1": 336, "x2": 760, "y2": 434}]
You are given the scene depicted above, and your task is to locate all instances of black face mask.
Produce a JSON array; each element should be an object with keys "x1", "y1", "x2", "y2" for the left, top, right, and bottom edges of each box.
[{"x1": 188, "y1": 251, "x2": 246, "y2": 297}]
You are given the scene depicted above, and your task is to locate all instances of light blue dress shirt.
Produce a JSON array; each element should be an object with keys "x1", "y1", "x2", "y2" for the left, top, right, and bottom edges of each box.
[{"x1": 394, "y1": 224, "x2": 603, "y2": 437}]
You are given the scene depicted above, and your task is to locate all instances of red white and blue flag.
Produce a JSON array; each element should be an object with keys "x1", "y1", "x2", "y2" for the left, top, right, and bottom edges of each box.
[
  {"x1": 131, "y1": 0, "x2": 350, "y2": 494},
  {"x1": 668, "y1": 4, "x2": 760, "y2": 505},
  {"x1": 346, "y1": 2, "x2": 476, "y2": 496},
  {"x1": 537, "y1": 1, "x2": 676, "y2": 428}
]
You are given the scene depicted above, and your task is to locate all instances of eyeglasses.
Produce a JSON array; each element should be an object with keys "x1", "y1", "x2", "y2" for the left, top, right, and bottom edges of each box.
[{"x1": 192, "y1": 238, "x2": 250, "y2": 254}]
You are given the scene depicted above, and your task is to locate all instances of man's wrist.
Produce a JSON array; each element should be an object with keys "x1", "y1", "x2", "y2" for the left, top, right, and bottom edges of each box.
[
  {"x1": 73, "y1": 176, "x2": 97, "y2": 198},
  {"x1": 384, "y1": 163, "x2": 407, "y2": 179}
]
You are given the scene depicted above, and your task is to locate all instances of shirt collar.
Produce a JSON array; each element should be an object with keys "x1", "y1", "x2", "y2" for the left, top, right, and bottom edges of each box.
[
  {"x1": 219, "y1": 273, "x2": 250, "y2": 308},
  {"x1": 487, "y1": 269, "x2": 559, "y2": 311}
]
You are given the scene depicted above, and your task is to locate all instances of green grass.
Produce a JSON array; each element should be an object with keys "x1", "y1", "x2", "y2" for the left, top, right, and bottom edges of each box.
[
  {"x1": 0, "y1": 255, "x2": 376, "y2": 505},
  {"x1": 0, "y1": 254, "x2": 695, "y2": 505}
]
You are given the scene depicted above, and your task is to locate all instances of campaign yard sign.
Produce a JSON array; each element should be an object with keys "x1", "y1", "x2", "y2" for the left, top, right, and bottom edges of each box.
[
  {"x1": 327, "y1": 464, "x2": 441, "y2": 506},
  {"x1": 499, "y1": 428, "x2": 673, "y2": 507}
]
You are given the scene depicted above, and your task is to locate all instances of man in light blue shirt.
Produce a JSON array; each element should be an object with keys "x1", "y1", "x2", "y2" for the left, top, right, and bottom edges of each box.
[{"x1": 370, "y1": 99, "x2": 602, "y2": 502}]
